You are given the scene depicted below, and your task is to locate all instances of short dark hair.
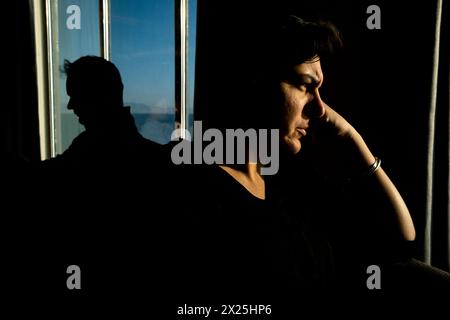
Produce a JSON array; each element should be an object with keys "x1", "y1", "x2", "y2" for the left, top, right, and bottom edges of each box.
[
  {"x1": 64, "y1": 56, "x2": 124, "y2": 105},
  {"x1": 267, "y1": 15, "x2": 343, "y2": 73}
]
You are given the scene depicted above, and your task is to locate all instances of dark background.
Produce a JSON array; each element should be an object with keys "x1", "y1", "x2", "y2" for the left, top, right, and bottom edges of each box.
[
  {"x1": 2, "y1": 1, "x2": 449, "y2": 315},
  {"x1": 4, "y1": 0, "x2": 446, "y2": 269}
]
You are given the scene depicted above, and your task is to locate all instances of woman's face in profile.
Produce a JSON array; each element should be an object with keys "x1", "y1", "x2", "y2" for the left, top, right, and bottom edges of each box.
[{"x1": 278, "y1": 59, "x2": 326, "y2": 154}]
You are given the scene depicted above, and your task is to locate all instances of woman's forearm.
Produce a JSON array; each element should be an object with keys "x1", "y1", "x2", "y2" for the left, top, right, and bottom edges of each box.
[{"x1": 348, "y1": 129, "x2": 416, "y2": 241}]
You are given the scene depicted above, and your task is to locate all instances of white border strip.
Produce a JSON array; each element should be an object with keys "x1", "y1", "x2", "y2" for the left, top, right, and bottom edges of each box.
[
  {"x1": 424, "y1": 0, "x2": 442, "y2": 265},
  {"x1": 45, "y1": 0, "x2": 56, "y2": 157},
  {"x1": 180, "y1": 0, "x2": 188, "y2": 138},
  {"x1": 32, "y1": 0, "x2": 50, "y2": 159},
  {"x1": 101, "y1": 0, "x2": 111, "y2": 60}
]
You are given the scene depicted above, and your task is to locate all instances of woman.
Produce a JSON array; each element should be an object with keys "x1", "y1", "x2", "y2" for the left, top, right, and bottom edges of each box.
[{"x1": 173, "y1": 16, "x2": 417, "y2": 301}]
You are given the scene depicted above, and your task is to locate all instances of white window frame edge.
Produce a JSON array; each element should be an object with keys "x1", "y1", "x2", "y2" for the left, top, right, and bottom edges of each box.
[
  {"x1": 100, "y1": 0, "x2": 111, "y2": 61},
  {"x1": 46, "y1": 0, "x2": 59, "y2": 158},
  {"x1": 34, "y1": 0, "x2": 59, "y2": 158},
  {"x1": 32, "y1": 0, "x2": 51, "y2": 160},
  {"x1": 180, "y1": 0, "x2": 188, "y2": 139}
]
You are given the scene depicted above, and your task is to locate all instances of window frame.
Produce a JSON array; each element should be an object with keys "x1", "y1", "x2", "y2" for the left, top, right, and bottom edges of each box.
[{"x1": 35, "y1": 0, "x2": 192, "y2": 159}]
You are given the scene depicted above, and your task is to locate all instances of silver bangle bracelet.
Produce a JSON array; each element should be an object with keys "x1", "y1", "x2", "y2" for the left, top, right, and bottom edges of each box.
[
  {"x1": 367, "y1": 157, "x2": 381, "y2": 175},
  {"x1": 343, "y1": 157, "x2": 382, "y2": 190}
]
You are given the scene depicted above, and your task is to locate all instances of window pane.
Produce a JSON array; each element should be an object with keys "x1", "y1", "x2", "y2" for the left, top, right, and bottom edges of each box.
[
  {"x1": 49, "y1": 0, "x2": 101, "y2": 154},
  {"x1": 110, "y1": 0, "x2": 175, "y2": 145}
]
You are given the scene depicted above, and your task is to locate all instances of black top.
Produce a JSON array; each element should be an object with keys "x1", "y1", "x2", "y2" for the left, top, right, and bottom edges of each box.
[{"x1": 172, "y1": 164, "x2": 336, "y2": 300}]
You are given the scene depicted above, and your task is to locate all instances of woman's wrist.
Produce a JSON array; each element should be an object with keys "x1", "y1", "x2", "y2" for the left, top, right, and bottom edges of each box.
[{"x1": 344, "y1": 128, "x2": 378, "y2": 179}]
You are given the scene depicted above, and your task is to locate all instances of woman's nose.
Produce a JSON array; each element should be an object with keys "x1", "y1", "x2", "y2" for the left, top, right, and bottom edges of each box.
[
  {"x1": 304, "y1": 89, "x2": 326, "y2": 119},
  {"x1": 314, "y1": 90, "x2": 326, "y2": 118}
]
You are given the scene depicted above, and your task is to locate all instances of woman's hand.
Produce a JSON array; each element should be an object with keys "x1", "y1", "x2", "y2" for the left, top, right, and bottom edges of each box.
[
  {"x1": 306, "y1": 102, "x2": 415, "y2": 240},
  {"x1": 307, "y1": 102, "x2": 376, "y2": 183},
  {"x1": 319, "y1": 102, "x2": 355, "y2": 138}
]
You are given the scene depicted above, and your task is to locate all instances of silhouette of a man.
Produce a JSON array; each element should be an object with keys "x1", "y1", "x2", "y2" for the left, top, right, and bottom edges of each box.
[
  {"x1": 36, "y1": 56, "x2": 168, "y2": 297},
  {"x1": 52, "y1": 55, "x2": 161, "y2": 166}
]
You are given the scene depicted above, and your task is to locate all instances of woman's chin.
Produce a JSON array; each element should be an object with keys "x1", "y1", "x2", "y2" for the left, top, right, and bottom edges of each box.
[{"x1": 282, "y1": 137, "x2": 302, "y2": 155}]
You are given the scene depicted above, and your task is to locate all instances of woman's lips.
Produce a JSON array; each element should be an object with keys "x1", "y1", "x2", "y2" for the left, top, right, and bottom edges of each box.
[{"x1": 296, "y1": 128, "x2": 307, "y2": 137}]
